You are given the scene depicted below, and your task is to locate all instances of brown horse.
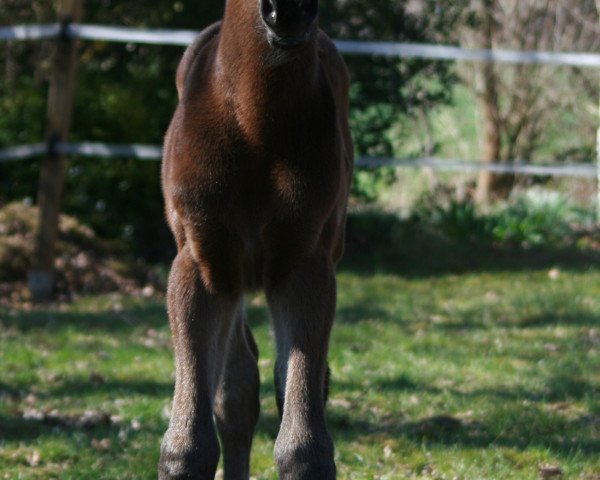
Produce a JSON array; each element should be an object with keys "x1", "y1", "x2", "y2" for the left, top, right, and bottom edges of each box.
[{"x1": 159, "y1": 0, "x2": 352, "y2": 478}]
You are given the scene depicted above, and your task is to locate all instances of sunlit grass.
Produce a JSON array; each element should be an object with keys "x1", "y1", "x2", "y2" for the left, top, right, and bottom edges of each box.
[{"x1": 1, "y1": 264, "x2": 599, "y2": 479}]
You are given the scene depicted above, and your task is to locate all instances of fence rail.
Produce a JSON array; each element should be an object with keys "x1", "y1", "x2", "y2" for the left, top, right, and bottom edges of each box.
[
  {"x1": 1, "y1": 142, "x2": 596, "y2": 178},
  {"x1": 3, "y1": 22, "x2": 600, "y2": 67},
  {"x1": 0, "y1": 143, "x2": 47, "y2": 163},
  {"x1": 0, "y1": 23, "x2": 60, "y2": 41},
  {"x1": 2, "y1": 22, "x2": 599, "y2": 178}
]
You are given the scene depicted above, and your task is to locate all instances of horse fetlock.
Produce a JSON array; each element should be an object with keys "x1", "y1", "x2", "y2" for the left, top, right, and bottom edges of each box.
[
  {"x1": 159, "y1": 431, "x2": 220, "y2": 480},
  {"x1": 274, "y1": 435, "x2": 336, "y2": 479}
]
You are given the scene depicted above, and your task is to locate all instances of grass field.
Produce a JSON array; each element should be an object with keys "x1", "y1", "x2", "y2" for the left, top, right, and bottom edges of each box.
[{"x1": 1, "y1": 241, "x2": 599, "y2": 479}]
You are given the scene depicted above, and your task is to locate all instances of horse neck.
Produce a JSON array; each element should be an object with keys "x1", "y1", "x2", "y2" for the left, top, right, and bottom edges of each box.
[{"x1": 215, "y1": 0, "x2": 320, "y2": 143}]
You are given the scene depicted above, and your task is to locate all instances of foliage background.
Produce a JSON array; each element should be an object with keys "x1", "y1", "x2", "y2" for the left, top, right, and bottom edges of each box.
[
  {"x1": 0, "y1": 0, "x2": 471, "y2": 260},
  {"x1": 1, "y1": 1, "x2": 598, "y2": 260}
]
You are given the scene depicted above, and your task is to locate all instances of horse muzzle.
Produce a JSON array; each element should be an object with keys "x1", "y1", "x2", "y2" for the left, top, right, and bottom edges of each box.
[{"x1": 260, "y1": 0, "x2": 318, "y2": 49}]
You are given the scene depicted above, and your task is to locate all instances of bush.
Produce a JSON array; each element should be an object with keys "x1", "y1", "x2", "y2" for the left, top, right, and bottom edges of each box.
[
  {"x1": 351, "y1": 167, "x2": 396, "y2": 204},
  {"x1": 412, "y1": 187, "x2": 595, "y2": 249},
  {"x1": 413, "y1": 188, "x2": 490, "y2": 243},
  {"x1": 489, "y1": 189, "x2": 595, "y2": 248},
  {"x1": 348, "y1": 100, "x2": 398, "y2": 203}
]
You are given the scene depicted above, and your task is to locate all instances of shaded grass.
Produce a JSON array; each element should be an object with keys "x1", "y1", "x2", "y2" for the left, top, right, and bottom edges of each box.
[
  {"x1": 344, "y1": 210, "x2": 600, "y2": 278},
  {"x1": 1, "y1": 246, "x2": 599, "y2": 479}
]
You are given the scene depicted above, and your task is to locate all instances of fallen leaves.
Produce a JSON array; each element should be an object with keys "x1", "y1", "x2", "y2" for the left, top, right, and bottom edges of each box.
[
  {"x1": 91, "y1": 438, "x2": 112, "y2": 451},
  {"x1": 26, "y1": 450, "x2": 41, "y2": 467},
  {"x1": 21, "y1": 407, "x2": 113, "y2": 429},
  {"x1": 0, "y1": 202, "x2": 164, "y2": 307},
  {"x1": 383, "y1": 443, "x2": 393, "y2": 459},
  {"x1": 548, "y1": 268, "x2": 561, "y2": 281}
]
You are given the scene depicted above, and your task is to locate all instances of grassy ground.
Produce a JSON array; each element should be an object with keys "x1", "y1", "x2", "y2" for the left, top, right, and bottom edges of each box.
[{"x1": 1, "y1": 241, "x2": 599, "y2": 479}]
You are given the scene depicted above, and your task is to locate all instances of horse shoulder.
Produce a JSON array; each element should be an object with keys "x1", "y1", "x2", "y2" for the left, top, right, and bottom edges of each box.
[
  {"x1": 176, "y1": 21, "x2": 222, "y2": 99},
  {"x1": 317, "y1": 30, "x2": 350, "y2": 106}
]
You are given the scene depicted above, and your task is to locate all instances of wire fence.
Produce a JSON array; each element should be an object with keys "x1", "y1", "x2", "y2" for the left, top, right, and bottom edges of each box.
[
  {"x1": 3, "y1": 17, "x2": 599, "y2": 300},
  {"x1": 0, "y1": 143, "x2": 46, "y2": 163},
  {"x1": 4, "y1": 22, "x2": 600, "y2": 67},
  {"x1": 1, "y1": 142, "x2": 597, "y2": 178},
  {"x1": 0, "y1": 23, "x2": 60, "y2": 41},
  {"x1": 1, "y1": 22, "x2": 599, "y2": 180}
]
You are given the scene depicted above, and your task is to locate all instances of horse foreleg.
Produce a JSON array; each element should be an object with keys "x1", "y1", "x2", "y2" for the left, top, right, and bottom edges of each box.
[
  {"x1": 267, "y1": 252, "x2": 337, "y2": 480},
  {"x1": 159, "y1": 245, "x2": 240, "y2": 480}
]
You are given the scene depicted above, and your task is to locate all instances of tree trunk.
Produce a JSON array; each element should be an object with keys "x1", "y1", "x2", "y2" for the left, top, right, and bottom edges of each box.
[
  {"x1": 596, "y1": 0, "x2": 600, "y2": 222},
  {"x1": 475, "y1": 0, "x2": 511, "y2": 204}
]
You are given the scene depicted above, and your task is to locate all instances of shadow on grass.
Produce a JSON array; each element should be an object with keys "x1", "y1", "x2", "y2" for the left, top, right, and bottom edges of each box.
[
  {"x1": 0, "y1": 301, "x2": 167, "y2": 334},
  {"x1": 0, "y1": 377, "x2": 172, "y2": 445},
  {"x1": 253, "y1": 365, "x2": 599, "y2": 457},
  {"x1": 322, "y1": 374, "x2": 600, "y2": 457},
  {"x1": 46, "y1": 378, "x2": 174, "y2": 399},
  {"x1": 424, "y1": 311, "x2": 600, "y2": 331},
  {"x1": 341, "y1": 210, "x2": 600, "y2": 278},
  {"x1": 0, "y1": 412, "x2": 166, "y2": 465},
  {"x1": 1, "y1": 297, "x2": 271, "y2": 335},
  {"x1": 2, "y1": 372, "x2": 597, "y2": 460},
  {"x1": 335, "y1": 370, "x2": 598, "y2": 405},
  {"x1": 337, "y1": 303, "x2": 391, "y2": 325},
  {"x1": 0, "y1": 413, "x2": 119, "y2": 443},
  {"x1": 337, "y1": 300, "x2": 600, "y2": 329},
  {"x1": 251, "y1": 403, "x2": 599, "y2": 460},
  {"x1": 325, "y1": 408, "x2": 600, "y2": 456},
  {"x1": 316, "y1": 366, "x2": 598, "y2": 458},
  {"x1": 517, "y1": 312, "x2": 600, "y2": 329}
]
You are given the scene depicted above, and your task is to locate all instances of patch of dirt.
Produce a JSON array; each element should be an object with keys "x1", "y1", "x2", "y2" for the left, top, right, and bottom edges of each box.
[{"x1": 0, "y1": 202, "x2": 164, "y2": 307}]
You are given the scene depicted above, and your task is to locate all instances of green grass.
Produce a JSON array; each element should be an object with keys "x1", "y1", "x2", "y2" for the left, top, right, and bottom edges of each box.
[{"x1": 1, "y1": 253, "x2": 599, "y2": 479}]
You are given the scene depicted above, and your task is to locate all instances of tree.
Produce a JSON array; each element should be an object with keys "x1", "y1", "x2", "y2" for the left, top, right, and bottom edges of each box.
[
  {"x1": 1, "y1": 1, "x2": 225, "y2": 260},
  {"x1": 460, "y1": 1, "x2": 600, "y2": 202},
  {"x1": 321, "y1": 0, "x2": 469, "y2": 201}
]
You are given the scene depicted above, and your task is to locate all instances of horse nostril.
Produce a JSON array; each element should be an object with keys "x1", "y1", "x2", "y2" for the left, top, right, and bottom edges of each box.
[
  {"x1": 304, "y1": 0, "x2": 318, "y2": 20},
  {"x1": 261, "y1": 0, "x2": 277, "y2": 27}
]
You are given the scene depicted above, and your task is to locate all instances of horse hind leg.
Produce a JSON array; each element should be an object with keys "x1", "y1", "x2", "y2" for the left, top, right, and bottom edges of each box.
[
  {"x1": 159, "y1": 245, "x2": 241, "y2": 480},
  {"x1": 214, "y1": 310, "x2": 260, "y2": 480}
]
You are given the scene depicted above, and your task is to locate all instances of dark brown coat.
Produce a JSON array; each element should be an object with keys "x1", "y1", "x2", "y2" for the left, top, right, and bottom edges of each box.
[{"x1": 159, "y1": 1, "x2": 352, "y2": 478}]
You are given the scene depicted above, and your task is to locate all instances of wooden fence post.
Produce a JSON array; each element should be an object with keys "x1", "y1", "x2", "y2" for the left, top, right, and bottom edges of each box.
[
  {"x1": 597, "y1": 87, "x2": 600, "y2": 222},
  {"x1": 28, "y1": 0, "x2": 84, "y2": 302},
  {"x1": 596, "y1": 1, "x2": 600, "y2": 222}
]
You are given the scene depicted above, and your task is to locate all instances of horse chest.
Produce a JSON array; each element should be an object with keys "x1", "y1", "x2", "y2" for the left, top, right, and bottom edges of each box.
[
  {"x1": 221, "y1": 153, "x2": 323, "y2": 228},
  {"x1": 182, "y1": 123, "x2": 331, "y2": 221}
]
